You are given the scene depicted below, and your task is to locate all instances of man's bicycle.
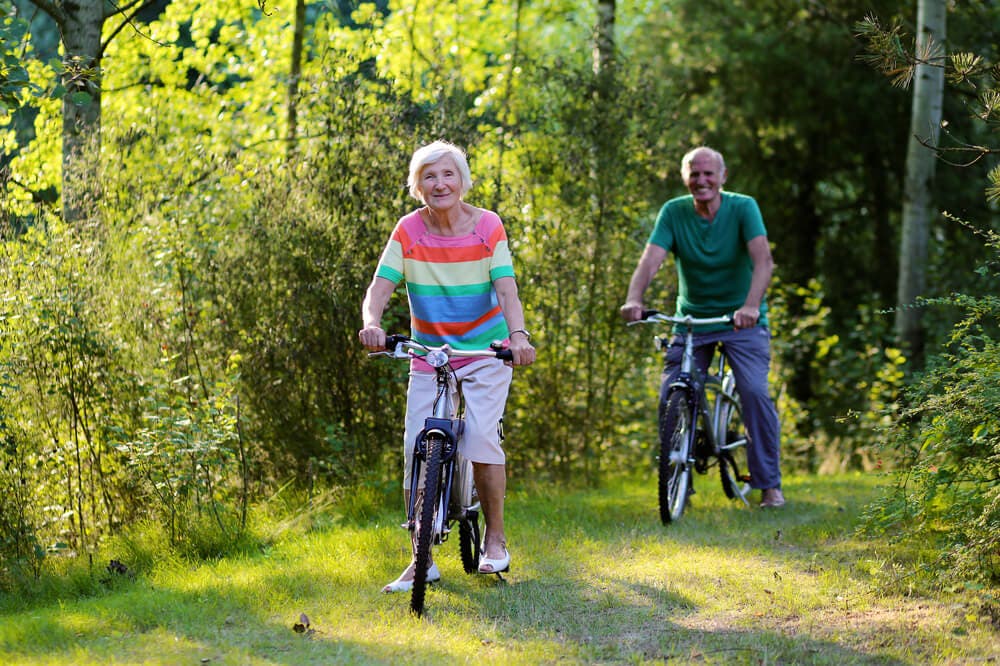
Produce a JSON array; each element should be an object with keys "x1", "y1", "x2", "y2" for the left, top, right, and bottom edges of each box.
[
  {"x1": 630, "y1": 311, "x2": 753, "y2": 524},
  {"x1": 369, "y1": 334, "x2": 513, "y2": 616}
]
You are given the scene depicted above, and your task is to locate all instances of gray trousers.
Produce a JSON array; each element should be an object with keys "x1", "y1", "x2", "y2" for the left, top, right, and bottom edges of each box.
[{"x1": 660, "y1": 325, "x2": 782, "y2": 490}]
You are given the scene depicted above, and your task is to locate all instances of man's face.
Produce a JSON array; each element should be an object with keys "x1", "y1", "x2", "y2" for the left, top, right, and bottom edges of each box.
[{"x1": 684, "y1": 151, "x2": 727, "y2": 206}]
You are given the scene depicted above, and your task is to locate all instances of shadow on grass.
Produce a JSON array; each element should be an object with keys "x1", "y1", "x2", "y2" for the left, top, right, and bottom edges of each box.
[{"x1": 0, "y1": 473, "x2": 973, "y2": 664}]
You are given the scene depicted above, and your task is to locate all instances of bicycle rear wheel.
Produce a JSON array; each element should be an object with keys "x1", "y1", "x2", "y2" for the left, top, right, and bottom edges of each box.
[
  {"x1": 659, "y1": 389, "x2": 695, "y2": 524},
  {"x1": 411, "y1": 434, "x2": 444, "y2": 616},
  {"x1": 718, "y1": 392, "x2": 752, "y2": 506},
  {"x1": 458, "y1": 509, "x2": 481, "y2": 574}
]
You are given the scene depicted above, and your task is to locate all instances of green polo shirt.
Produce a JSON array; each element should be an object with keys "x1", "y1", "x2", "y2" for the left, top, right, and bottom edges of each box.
[{"x1": 648, "y1": 191, "x2": 769, "y2": 332}]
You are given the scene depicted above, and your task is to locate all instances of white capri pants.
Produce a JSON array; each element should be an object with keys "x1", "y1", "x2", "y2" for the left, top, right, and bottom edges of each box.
[{"x1": 402, "y1": 357, "x2": 513, "y2": 490}]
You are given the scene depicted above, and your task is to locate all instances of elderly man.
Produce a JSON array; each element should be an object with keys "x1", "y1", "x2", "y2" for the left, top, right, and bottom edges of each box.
[{"x1": 620, "y1": 146, "x2": 784, "y2": 508}]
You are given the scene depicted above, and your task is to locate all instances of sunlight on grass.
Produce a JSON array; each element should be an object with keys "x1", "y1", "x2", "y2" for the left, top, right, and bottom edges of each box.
[{"x1": 0, "y1": 472, "x2": 997, "y2": 665}]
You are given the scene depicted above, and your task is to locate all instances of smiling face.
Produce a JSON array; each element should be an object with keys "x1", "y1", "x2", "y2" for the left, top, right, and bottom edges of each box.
[
  {"x1": 682, "y1": 148, "x2": 727, "y2": 210},
  {"x1": 417, "y1": 155, "x2": 464, "y2": 211}
]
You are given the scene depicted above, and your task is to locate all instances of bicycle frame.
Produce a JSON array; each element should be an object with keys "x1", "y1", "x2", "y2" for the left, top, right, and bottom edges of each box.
[
  {"x1": 631, "y1": 311, "x2": 751, "y2": 522},
  {"x1": 370, "y1": 334, "x2": 512, "y2": 614},
  {"x1": 654, "y1": 313, "x2": 736, "y2": 455}
]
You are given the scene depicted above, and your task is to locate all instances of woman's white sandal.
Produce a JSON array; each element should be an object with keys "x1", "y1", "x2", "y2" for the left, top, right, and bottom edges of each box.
[
  {"x1": 477, "y1": 547, "x2": 510, "y2": 575},
  {"x1": 382, "y1": 562, "x2": 440, "y2": 593}
]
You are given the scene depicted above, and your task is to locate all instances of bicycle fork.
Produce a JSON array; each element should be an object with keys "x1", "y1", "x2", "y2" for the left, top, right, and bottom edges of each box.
[{"x1": 406, "y1": 372, "x2": 471, "y2": 542}]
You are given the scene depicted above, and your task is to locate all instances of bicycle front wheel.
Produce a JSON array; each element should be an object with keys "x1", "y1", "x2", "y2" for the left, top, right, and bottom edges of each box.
[
  {"x1": 658, "y1": 389, "x2": 695, "y2": 524},
  {"x1": 411, "y1": 434, "x2": 445, "y2": 616},
  {"x1": 718, "y1": 392, "x2": 752, "y2": 506}
]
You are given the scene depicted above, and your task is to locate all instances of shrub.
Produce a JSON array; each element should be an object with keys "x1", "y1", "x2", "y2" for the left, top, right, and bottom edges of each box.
[{"x1": 864, "y1": 224, "x2": 1000, "y2": 586}]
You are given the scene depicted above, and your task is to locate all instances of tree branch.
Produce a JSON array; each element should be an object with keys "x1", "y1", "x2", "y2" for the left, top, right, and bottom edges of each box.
[
  {"x1": 27, "y1": 0, "x2": 68, "y2": 26},
  {"x1": 102, "y1": 0, "x2": 168, "y2": 54}
]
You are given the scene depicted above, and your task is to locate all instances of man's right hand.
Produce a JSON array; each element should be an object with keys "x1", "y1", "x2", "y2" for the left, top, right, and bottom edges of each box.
[{"x1": 619, "y1": 301, "x2": 644, "y2": 322}]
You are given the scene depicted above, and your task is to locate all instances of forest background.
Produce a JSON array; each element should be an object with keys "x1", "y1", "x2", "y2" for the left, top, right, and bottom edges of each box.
[{"x1": 1, "y1": 0, "x2": 998, "y2": 598}]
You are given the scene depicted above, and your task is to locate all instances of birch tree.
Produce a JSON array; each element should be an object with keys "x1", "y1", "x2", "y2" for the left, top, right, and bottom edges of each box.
[{"x1": 896, "y1": 0, "x2": 946, "y2": 362}]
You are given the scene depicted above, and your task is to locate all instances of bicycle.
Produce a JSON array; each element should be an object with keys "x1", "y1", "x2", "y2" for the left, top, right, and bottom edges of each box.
[
  {"x1": 629, "y1": 311, "x2": 753, "y2": 524},
  {"x1": 369, "y1": 334, "x2": 513, "y2": 616}
]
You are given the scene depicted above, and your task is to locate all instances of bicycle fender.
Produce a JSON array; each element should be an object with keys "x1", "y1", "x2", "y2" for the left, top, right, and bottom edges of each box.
[{"x1": 415, "y1": 417, "x2": 459, "y2": 462}]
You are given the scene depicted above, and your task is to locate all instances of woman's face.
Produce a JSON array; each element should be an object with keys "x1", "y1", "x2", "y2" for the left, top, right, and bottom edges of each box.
[{"x1": 418, "y1": 156, "x2": 463, "y2": 210}]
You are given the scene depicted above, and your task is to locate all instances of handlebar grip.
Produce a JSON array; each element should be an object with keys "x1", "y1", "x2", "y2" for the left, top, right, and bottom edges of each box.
[
  {"x1": 496, "y1": 349, "x2": 513, "y2": 361},
  {"x1": 641, "y1": 309, "x2": 659, "y2": 320},
  {"x1": 384, "y1": 333, "x2": 409, "y2": 350}
]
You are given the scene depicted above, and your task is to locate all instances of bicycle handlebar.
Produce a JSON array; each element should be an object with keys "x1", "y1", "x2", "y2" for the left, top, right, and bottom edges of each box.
[
  {"x1": 632, "y1": 310, "x2": 734, "y2": 327},
  {"x1": 370, "y1": 334, "x2": 514, "y2": 362}
]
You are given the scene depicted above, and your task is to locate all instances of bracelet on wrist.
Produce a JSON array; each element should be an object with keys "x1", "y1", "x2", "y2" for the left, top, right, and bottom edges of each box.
[{"x1": 509, "y1": 328, "x2": 531, "y2": 341}]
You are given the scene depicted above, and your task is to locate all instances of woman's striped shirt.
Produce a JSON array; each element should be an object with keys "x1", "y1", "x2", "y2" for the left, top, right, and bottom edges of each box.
[{"x1": 375, "y1": 209, "x2": 515, "y2": 369}]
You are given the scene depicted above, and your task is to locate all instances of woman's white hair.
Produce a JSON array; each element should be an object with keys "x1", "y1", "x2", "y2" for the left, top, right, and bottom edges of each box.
[
  {"x1": 407, "y1": 140, "x2": 473, "y2": 202},
  {"x1": 680, "y1": 146, "x2": 727, "y2": 180}
]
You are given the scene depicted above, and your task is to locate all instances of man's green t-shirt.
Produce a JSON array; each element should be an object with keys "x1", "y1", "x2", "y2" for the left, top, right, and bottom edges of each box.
[{"x1": 648, "y1": 191, "x2": 769, "y2": 332}]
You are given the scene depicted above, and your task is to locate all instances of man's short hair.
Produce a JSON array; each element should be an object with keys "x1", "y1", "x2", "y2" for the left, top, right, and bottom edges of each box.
[{"x1": 680, "y1": 146, "x2": 726, "y2": 180}]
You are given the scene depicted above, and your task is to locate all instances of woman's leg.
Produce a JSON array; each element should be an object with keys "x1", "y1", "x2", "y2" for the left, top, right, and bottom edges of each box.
[
  {"x1": 473, "y1": 462, "x2": 507, "y2": 566},
  {"x1": 456, "y1": 359, "x2": 512, "y2": 571}
]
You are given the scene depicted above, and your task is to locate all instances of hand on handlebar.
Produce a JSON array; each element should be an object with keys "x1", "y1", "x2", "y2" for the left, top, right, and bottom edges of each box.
[
  {"x1": 732, "y1": 306, "x2": 760, "y2": 330},
  {"x1": 358, "y1": 325, "x2": 386, "y2": 351},
  {"x1": 619, "y1": 301, "x2": 644, "y2": 322},
  {"x1": 507, "y1": 335, "x2": 536, "y2": 367}
]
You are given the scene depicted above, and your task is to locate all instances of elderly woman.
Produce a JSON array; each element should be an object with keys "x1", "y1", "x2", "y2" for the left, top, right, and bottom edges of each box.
[{"x1": 359, "y1": 140, "x2": 535, "y2": 592}]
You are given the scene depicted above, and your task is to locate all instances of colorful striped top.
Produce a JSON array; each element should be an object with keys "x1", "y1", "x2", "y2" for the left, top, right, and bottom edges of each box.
[{"x1": 375, "y1": 209, "x2": 515, "y2": 370}]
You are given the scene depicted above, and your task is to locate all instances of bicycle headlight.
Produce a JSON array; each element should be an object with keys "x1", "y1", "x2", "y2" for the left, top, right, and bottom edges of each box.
[{"x1": 426, "y1": 349, "x2": 449, "y2": 368}]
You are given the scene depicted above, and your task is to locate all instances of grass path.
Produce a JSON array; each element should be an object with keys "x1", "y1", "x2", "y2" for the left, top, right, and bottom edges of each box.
[{"x1": 1, "y1": 472, "x2": 996, "y2": 664}]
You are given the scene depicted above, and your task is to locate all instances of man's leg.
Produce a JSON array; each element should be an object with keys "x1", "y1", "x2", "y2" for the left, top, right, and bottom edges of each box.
[{"x1": 718, "y1": 327, "x2": 782, "y2": 492}]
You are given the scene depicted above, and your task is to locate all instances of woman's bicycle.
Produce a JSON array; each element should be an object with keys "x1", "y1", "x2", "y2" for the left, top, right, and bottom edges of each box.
[
  {"x1": 630, "y1": 311, "x2": 753, "y2": 524},
  {"x1": 369, "y1": 334, "x2": 512, "y2": 616}
]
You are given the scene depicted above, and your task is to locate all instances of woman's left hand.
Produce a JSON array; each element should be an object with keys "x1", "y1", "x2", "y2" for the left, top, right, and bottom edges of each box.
[{"x1": 508, "y1": 336, "x2": 536, "y2": 367}]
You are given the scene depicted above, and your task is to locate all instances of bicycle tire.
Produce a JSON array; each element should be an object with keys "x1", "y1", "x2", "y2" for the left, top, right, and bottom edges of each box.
[
  {"x1": 458, "y1": 509, "x2": 481, "y2": 574},
  {"x1": 411, "y1": 433, "x2": 444, "y2": 616},
  {"x1": 659, "y1": 389, "x2": 695, "y2": 524},
  {"x1": 718, "y1": 391, "x2": 752, "y2": 506}
]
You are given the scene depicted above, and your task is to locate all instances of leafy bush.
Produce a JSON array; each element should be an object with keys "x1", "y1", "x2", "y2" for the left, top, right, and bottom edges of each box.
[
  {"x1": 769, "y1": 278, "x2": 907, "y2": 473},
  {"x1": 864, "y1": 224, "x2": 1000, "y2": 586}
]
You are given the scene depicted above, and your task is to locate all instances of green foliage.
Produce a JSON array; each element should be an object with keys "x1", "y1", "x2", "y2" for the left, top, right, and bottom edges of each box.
[
  {"x1": 864, "y1": 225, "x2": 1000, "y2": 586},
  {"x1": 491, "y1": 50, "x2": 689, "y2": 483},
  {"x1": 769, "y1": 278, "x2": 907, "y2": 472},
  {"x1": 857, "y1": 6, "x2": 1000, "y2": 590},
  {"x1": 0, "y1": 4, "x2": 38, "y2": 112}
]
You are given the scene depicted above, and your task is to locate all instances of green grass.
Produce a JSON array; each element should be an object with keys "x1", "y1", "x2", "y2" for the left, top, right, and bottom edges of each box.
[{"x1": 0, "y1": 472, "x2": 996, "y2": 665}]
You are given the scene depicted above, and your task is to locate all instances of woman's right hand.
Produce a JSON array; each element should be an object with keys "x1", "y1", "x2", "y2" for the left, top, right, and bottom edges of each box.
[{"x1": 358, "y1": 325, "x2": 386, "y2": 351}]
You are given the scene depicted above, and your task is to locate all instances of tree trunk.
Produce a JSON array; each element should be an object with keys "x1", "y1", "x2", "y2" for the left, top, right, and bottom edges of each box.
[
  {"x1": 896, "y1": 0, "x2": 946, "y2": 363},
  {"x1": 286, "y1": 0, "x2": 306, "y2": 160},
  {"x1": 30, "y1": 0, "x2": 105, "y2": 223},
  {"x1": 594, "y1": 0, "x2": 615, "y2": 76}
]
